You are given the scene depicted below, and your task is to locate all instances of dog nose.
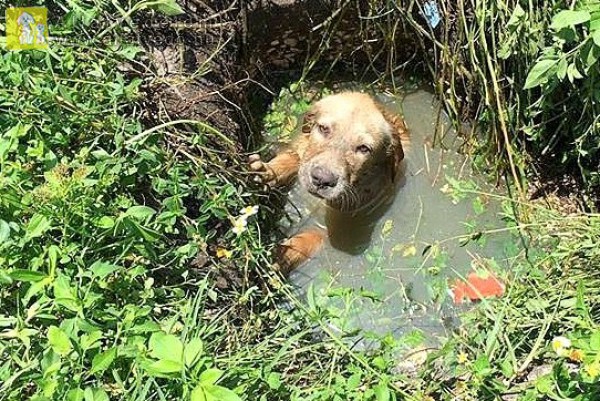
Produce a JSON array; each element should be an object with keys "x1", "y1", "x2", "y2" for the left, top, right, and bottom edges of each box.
[{"x1": 311, "y1": 166, "x2": 338, "y2": 188}]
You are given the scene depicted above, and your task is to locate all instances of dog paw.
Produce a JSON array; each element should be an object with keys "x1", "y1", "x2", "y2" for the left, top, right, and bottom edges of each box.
[{"x1": 248, "y1": 154, "x2": 276, "y2": 186}]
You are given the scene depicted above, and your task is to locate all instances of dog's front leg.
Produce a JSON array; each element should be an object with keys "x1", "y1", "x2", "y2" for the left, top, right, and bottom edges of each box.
[
  {"x1": 249, "y1": 150, "x2": 300, "y2": 187},
  {"x1": 275, "y1": 227, "x2": 327, "y2": 276},
  {"x1": 249, "y1": 138, "x2": 319, "y2": 274}
]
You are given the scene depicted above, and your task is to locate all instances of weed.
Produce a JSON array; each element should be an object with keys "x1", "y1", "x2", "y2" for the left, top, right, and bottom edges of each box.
[
  {"x1": 5, "y1": 1, "x2": 600, "y2": 400},
  {"x1": 0, "y1": 2, "x2": 258, "y2": 399}
]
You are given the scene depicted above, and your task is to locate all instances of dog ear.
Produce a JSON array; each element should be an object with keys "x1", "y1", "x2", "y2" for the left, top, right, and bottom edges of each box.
[
  {"x1": 378, "y1": 105, "x2": 408, "y2": 182},
  {"x1": 301, "y1": 105, "x2": 318, "y2": 134},
  {"x1": 388, "y1": 131, "x2": 404, "y2": 182}
]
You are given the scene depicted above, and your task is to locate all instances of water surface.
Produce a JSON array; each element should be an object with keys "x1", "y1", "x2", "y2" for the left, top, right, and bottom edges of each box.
[{"x1": 280, "y1": 89, "x2": 512, "y2": 347}]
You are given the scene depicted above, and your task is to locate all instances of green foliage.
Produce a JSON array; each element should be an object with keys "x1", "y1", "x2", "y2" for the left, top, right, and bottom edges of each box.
[
  {"x1": 8, "y1": 1, "x2": 600, "y2": 401},
  {"x1": 396, "y1": 0, "x2": 600, "y2": 191},
  {"x1": 0, "y1": 3, "x2": 424, "y2": 401},
  {"x1": 0, "y1": 1, "x2": 255, "y2": 399},
  {"x1": 262, "y1": 83, "x2": 328, "y2": 144},
  {"x1": 521, "y1": 1, "x2": 600, "y2": 185},
  {"x1": 413, "y1": 208, "x2": 600, "y2": 400}
]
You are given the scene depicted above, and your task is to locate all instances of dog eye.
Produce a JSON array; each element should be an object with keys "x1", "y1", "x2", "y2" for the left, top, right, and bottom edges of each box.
[
  {"x1": 356, "y1": 144, "x2": 372, "y2": 154},
  {"x1": 317, "y1": 124, "x2": 330, "y2": 136}
]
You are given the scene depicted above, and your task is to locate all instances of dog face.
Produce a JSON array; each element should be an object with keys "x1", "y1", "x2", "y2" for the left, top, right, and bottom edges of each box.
[{"x1": 297, "y1": 92, "x2": 405, "y2": 212}]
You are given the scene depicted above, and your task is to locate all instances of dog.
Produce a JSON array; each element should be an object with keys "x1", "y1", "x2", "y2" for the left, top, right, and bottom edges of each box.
[{"x1": 250, "y1": 91, "x2": 409, "y2": 274}]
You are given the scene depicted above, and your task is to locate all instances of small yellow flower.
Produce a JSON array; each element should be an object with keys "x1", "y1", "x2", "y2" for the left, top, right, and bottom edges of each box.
[
  {"x1": 216, "y1": 247, "x2": 232, "y2": 259},
  {"x1": 551, "y1": 336, "x2": 572, "y2": 357},
  {"x1": 568, "y1": 349, "x2": 584, "y2": 363},
  {"x1": 231, "y1": 217, "x2": 248, "y2": 235},
  {"x1": 585, "y1": 362, "x2": 600, "y2": 379},
  {"x1": 455, "y1": 380, "x2": 467, "y2": 392},
  {"x1": 239, "y1": 205, "x2": 259, "y2": 217},
  {"x1": 457, "y1": 351, "x2": 469, "y2": 364}
]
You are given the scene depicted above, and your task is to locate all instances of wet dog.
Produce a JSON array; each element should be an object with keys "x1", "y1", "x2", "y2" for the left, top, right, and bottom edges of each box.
[{"x1": 250, "y1": 92, "x2": 409, "y2": 274}]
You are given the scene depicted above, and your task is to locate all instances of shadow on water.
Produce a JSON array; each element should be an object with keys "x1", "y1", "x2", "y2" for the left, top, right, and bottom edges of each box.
[{"x1": 280, "y1": 87, "x2": 514, "y2": 349}]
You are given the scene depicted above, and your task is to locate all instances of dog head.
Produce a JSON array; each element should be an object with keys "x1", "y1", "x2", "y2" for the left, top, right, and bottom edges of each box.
[{"x1": 297, "y1": 92, "x2": 406, "y2": 211}]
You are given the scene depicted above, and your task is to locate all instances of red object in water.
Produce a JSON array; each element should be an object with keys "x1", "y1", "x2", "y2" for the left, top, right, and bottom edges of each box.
[{"x1": 451, "y1": 271, "x2": 505, "y2": 305}]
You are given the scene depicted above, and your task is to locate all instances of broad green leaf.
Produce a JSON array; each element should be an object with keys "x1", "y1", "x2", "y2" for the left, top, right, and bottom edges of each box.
[
  {"x1": 48, "y1": 326, "x2": 72, "y2": 355},
  {"x1": 184, "y1": 338, "x2": 204, "y2": 367},
  {"x1": 372, "y1": 356, "x2": 387, "y2": 370},
  {"x1": 90, "y1": 261, "x2": 121, "y2": 279},
  {"x1": 506, "y1": 4, "x2": 525, "y2": 28},
  {"x1": 25, "y1": 214, "x2": 52, "y2": 241},
  {"x1": 347, "y1": 372, "x2": 361, "y2": 389},
  {"x1": 90, "y1": 347, "x2": 117, "y2": 375},
  {"x1": 191, "y1": 386, "x2": 207, "y2": 401},
  {"x1": 90, "y1": 149, "x2": 111, "y2": 160},
  {"x1": 114, "y1": 44, "x2": 143, "y2": 61},
  {"x1": 80, "y1": 331, "x2": 103, "y2": 350},
  {"x1": 95, "y1": 216, "x2": 115, "y2": 229},
  {"x1": 536, "y1": 375, "x2": 553, "y2": 394},
  {"x1": 585, "y1": 41, "x2": 600, "y2": 70},
  {"x1": 0, "y1": 138, "x2": 12, "y2": 160},
  {"x1": 473, "y1": 355, "x2": 492, "y2": 376},
  {"x1": 48, "y1": 245, "x2": 60, "y2": 277},
  {"x1": 373, "y1": 384, "x2": 390, "y2": 401},
  {"x1": 200, "y1": 368, "x2": 223, "y2": 385},
  {"x1": 53, "y1": 275, "x2": 76, "y2": 300},
  {"x1": 593, "y1": 29, "x2": 600, "y2": 47},
  {"x1": 590, "y1": 331, "x2": 600, "y2": 351},
  {"x1": 500, "y1": 358, "x2": 514, "y2": 378},
  {"x1": 557, "y1": 58, "x2": 568, "y2": 80},
  {"x1": 125, "y1": 220, "x2": 160, "y2": 242},
  {"x1": 550, "y1": 10, "x2": 591, "y2": 30},
  {"x1": 53, "y1": 275, "x2": 81, "y2": 312},
  {"x1": 144, "y1": 359, "x2": 182, "y2": 374},
  {"x1": 4, "y1": 123, "x2": 32, "y2": 138},
  {"x1": 84, "y1": 387, "x2": 109, "y2": 401},
  {"x1": 150, "y1": 0, "x2": 185, "y2": 16},
  {"x1": 523, "y1": 59, "x2": 558, "y2": 89},
  {"x1": 66, "y1": 388, "x2": 84, "y2": 401},
  {"x1": 0, "y1": 270, "x2": 13, "y2": 285},
  {"x1": 203, "y1": 385, "x2": 242, "y2": 401},
  {"x1": 0, "y1": 220, "x2": 10, "y2": 242},
  {"x1": 591, "y1": 11, "x2": 600, "y2": 31},
  {"x1": 266, "y1": 372, "x2": 281, "y2": 390},
  {"x1": 24, "y1": 277, "x2": 53, "y2": 303},
  {"x1": 567, "y1": 62, "x2": 584, "y2": 82},
  {"x1": 124, "y1": 205, "x2": 156, "y2": 220},
  {"x1": 149, "y1": 332, "x2": 183, "y2": 362},
  {"x1": 9, "y1": 269, "x2": 47, "y2": 282}
]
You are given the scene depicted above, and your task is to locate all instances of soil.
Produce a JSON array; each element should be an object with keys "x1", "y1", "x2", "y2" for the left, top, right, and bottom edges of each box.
[
  {"x1": 136, "y1": 0, "x2": 245, "y2": 143},
  {"x1": 135, "y1": 0, "x2": 424, "y2": 149}
]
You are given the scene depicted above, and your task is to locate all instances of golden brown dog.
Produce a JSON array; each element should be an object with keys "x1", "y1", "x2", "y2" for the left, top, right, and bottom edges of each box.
[{"x1": 250, "y1": 92, "x2": 409, "y2": 274}]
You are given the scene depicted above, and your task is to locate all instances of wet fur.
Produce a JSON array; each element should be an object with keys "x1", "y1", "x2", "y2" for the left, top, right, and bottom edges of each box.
[{"x1": 250, "y1": 92, "x2": 409, "y2": 274}]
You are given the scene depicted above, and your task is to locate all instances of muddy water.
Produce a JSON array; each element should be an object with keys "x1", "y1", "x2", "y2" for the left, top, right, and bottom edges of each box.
[{"x1": 280, "y1": 89, "x2": 512, "y2": 347}]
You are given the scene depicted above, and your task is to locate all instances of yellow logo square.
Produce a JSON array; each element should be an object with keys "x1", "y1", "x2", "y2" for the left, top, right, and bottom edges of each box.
[{"x1": 6, "y1": 7, "x2": 49, "y2": 50}]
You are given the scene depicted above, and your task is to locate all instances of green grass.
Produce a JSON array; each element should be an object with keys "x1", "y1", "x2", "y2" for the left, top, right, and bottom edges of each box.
[
  {"x1": 3, "y1": 1, "x2": 600, "y2": 400},
  {"x1": 0, "y1": 1, "x2": 270, "y2": 399},
  {"x1": 391, "y1": 0, "x2": 600, "y2": 191},
  {"x1": 0, "y1": 2, "x2": 423, "y2": 400}
]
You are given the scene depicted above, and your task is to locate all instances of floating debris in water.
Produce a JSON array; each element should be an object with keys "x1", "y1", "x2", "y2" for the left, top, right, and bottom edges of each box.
[{"x1": 450, "y1": 271, "x2": 505, "y2": 304}]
